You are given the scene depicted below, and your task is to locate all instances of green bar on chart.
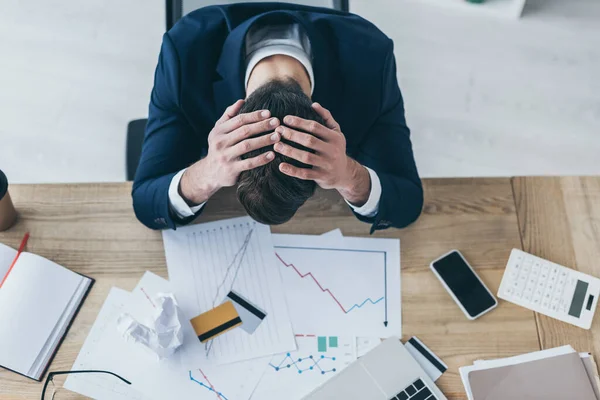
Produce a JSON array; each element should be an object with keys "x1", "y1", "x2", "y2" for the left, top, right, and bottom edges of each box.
[
  {"x1": 318, "y1": 336, "x2": 327, "y2": 352},
  {"x1": 329, "y1": 336, "x2": 338, "y2": 348}
]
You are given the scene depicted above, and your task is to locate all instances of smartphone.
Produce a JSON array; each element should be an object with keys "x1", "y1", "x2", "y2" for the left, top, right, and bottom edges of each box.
[{"x1": 430, "y1": 250, "x2": 498, "y2": 320}]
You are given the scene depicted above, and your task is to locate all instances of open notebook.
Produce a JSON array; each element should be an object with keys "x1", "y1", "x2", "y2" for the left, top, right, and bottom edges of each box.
[{"x1": 0, "y1": 240, "x2": 93, "y2": 381}]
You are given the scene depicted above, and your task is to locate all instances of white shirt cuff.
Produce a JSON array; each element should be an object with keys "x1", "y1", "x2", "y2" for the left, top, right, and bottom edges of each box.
[
  {"x1": 168, "y1": 169, "x2": 206, "y2": 219},
  {"x1": 345, "y1": 166, "x2": 381, "y2": 218}
]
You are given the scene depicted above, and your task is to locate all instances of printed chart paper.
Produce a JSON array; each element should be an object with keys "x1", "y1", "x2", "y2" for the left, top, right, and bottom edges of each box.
[
  {"x1": 251, "y1": 334, "x2": 356, "y2": 400},
  {"x1": 272, "y1": 234, "x2": 401, "y2": 337},
  {"x1": 64, "y1": 288, "x2": 146, "y2": 400},
  {"x1": 163, "y1": 217, "x2": 296, "y2": 364},
  {"x1": 65, "y1": 284, "x2": 267, "y2": 400}
]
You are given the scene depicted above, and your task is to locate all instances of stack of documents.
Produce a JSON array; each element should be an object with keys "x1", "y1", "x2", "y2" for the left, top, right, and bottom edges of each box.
[
  {"x1": 460, "y1": 345, "x2": 600, "y2": 400},
  {"x1": 65, "y1": 217, "x2": 402, "y2": 400}
]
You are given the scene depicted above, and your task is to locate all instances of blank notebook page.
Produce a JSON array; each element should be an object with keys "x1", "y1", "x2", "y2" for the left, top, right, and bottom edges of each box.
[
  {"x1": 0, "y1": 243, "x2": 16, "y2": 280},
  {"x1": 0, "y1": 251, "x2": 85, "y2": 377}
]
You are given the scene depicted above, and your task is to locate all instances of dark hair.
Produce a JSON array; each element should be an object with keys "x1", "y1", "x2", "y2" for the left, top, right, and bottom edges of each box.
[{"x1": 237, "y1": 79, "x2": 324, "y2": 225}]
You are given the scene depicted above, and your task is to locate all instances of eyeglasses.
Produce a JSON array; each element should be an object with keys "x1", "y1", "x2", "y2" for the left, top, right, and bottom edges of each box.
[{"x1": 41, "y1": 369, "x2": 131, "y2": 400}]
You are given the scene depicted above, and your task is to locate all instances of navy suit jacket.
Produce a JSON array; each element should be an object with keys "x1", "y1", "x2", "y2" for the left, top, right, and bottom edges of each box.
[{"x1": 132, "y1": 2, "x2": 423, "y2": 233}]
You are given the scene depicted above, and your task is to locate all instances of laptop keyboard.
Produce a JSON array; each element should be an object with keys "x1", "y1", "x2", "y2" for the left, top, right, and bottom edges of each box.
[{"x1": 389, "y1": 378, "x2": 439, "y2": 400}]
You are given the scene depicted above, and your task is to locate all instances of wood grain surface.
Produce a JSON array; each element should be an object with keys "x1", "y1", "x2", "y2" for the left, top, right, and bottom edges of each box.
[
  {"x1": 0, "y1": 179, "x2": 544, "y2": 399},
  {"x1": 513, "y1": 176, "x2": 600, "y2": 361}
]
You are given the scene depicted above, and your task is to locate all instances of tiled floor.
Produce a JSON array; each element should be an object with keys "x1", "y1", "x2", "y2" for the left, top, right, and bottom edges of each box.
[{"x1": 1, "y1": 0, "x2": 599, "y2": 183}]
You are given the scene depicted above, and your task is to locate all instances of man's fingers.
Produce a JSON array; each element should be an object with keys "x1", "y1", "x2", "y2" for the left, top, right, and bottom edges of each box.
[
  {"x1": 274, "y1": 142, "x2": 322, "y2": 167},
  {"x1": 227, "y1": 117, "x2": 280, "y2": 146},
  {"x1": 236, "y1": 151, "x2": 275, "y2": 172},
  {"x1": 279, "y1": 163, "x2": 319, "y2": 180},
  {"x1": 311, "y1": 102, "x2": 341, "y2": 132},
  {"x1": 218, "y1": 109, "x2": 271, "y2": 135},
  {"x1": 230, "y1": 132, "x2": 281, "y2": 158},
  {"x1": 275, "y1": 126, "x2": 326, "y2": 152},
  {"x1": 216, "y1": 100, "x2": 245, "y2": 126},
  {"x1": 282, "y1": 115, "x2": 333, "y2": 141}
]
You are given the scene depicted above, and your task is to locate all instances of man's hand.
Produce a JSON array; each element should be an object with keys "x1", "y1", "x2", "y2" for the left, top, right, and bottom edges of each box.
[
  {"x1": 273, "y1": 103, "x2": 371, "y2": 207},
  {"x1": 180, "y1": 100, "x2": 281, "y2": 205}
]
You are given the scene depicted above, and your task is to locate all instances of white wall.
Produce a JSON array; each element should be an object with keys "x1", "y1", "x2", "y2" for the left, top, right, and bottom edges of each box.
[
  {"x1": 0, "y1": 0, "x2": 164, "y2": 183},
  {"x1": 351, "y1": 0, "x2": 600, "y2": 177}
]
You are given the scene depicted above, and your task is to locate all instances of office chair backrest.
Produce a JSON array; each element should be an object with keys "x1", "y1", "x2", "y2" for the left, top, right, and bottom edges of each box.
[{"x1": 166, "y1": 0, "x2": 349, "y2": 31}]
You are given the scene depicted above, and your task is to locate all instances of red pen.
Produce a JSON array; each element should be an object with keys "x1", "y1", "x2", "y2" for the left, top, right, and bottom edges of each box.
[{"x1": 0, "y1": 232, "x2": 30, "y2": 288}]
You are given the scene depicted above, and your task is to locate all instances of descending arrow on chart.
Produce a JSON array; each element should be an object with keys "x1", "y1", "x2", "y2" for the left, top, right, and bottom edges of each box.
[{"x1": 274, "y1": 252, "x2": 387, "y2": 325}]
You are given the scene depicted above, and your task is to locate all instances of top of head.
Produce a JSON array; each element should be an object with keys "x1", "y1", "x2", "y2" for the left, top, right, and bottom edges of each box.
[{"x1": 237, "y1": 78, "x2": 324, "y2": 225}]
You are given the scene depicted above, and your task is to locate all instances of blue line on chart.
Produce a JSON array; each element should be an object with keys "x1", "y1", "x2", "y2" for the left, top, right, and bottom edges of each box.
[
  {"x1": 189, "y1": 371, "x2": 229, "y2": 400},
  {"x1": 269, "y1": 353, "x2": 337, "y2": 375},
  {"x1": 345, "y1": 296, "x2": 384, "y2": 313},
  {"x1": 274, "y1": 245, "x2": 389, "y2": 326}
]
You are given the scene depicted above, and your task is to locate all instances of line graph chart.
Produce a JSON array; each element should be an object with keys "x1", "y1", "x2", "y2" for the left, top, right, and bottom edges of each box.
[
  {"x1": 205, "y1": 228, "x2": 254, "y2": 357},
  {"x1": 210, "y1": 229, "x2": 254, "y2": 308},
  {"x1": 275, "y1": 253, "x2": 385, "y2": 315},
  {"x1": 272, "y1": 234, "x2": 401, "y2": 337},
  {"x1": 162, "y1": 217, "x2": 296, "y2": 365},
  {"x1": 189, "y1": 369, "x2": 228, "y2": 400},
  {"x1": 252, "y1": 335, "x2": 356, "y2": 400},
  {"x1": 269, "y1": 353, "x2": 337, "y2": 374}
]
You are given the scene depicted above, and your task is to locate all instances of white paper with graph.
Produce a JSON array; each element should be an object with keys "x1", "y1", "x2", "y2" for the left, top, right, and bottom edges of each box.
[
  {"x1": 251, "y1": 334, "x2": 357, "y2": 400},
  {"x1": 64, "y1": 288, "x2": 146, "y2": 400},
  {"x1": 162, "y1": 217, "x2": 296, "y2": 365},
  {"x1": 64, "y1": 283, "x2": 268, "y2": 400},
  {"x1": 272, "y1": 234, "x2": 401, "y2": 337}
]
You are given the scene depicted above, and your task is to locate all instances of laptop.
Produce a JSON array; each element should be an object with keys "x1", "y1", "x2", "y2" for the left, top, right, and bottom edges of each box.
[{"x1": 305, "y1": 337, "x2": 447, "y2": 400}]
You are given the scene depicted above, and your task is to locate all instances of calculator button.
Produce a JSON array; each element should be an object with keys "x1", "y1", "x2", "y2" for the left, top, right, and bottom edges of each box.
[
  {"x1": 542, "y1": 301, "x2": 550, "y2": 309},
  {"x1": 541, "y1": 266, "x2": 549, "y2": 276}
]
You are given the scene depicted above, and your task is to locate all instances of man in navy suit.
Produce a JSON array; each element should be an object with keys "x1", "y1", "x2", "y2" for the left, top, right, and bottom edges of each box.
[{"x1": 132, "y1": 3, "x2": 423, "y2": 233}]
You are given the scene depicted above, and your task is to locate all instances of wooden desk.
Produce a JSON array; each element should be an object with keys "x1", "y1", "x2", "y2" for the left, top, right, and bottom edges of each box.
[{"x1": 0, "y1": 177, "x2": 597, "y2": 399}]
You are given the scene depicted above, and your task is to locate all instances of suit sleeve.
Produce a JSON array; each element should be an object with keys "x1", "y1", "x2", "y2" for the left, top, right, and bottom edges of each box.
[
  {"x1": 352, "y1": 43, "x2": 424, "y2": 233},
  {"x1": 132, "y1": 33, "x2": 204, "y2": 230}
]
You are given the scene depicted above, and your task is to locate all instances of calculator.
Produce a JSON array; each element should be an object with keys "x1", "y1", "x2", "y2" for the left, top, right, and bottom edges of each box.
[{"x1": 498, "y1": 249, "x2": 600, "y2": 329}]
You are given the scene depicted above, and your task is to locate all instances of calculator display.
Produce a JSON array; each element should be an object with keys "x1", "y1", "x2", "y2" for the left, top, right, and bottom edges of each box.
[
  {"x1": 432, "y1": 251, "x2": 497, "y2": 318},
  {"x1": 568, "y1": 280, "x2": 589, "y2": 318}
]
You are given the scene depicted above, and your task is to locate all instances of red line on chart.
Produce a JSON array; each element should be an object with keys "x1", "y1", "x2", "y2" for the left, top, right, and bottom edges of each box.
[
  {"x1": 275, "y1": 253, "x2": 349, "y2": 313},
  {"x1": 140, "y1": 287, "x2": 156, "y2": 308},
  {"x1": 198, "y1": 368, "x2": 222, "y2": 400}
]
